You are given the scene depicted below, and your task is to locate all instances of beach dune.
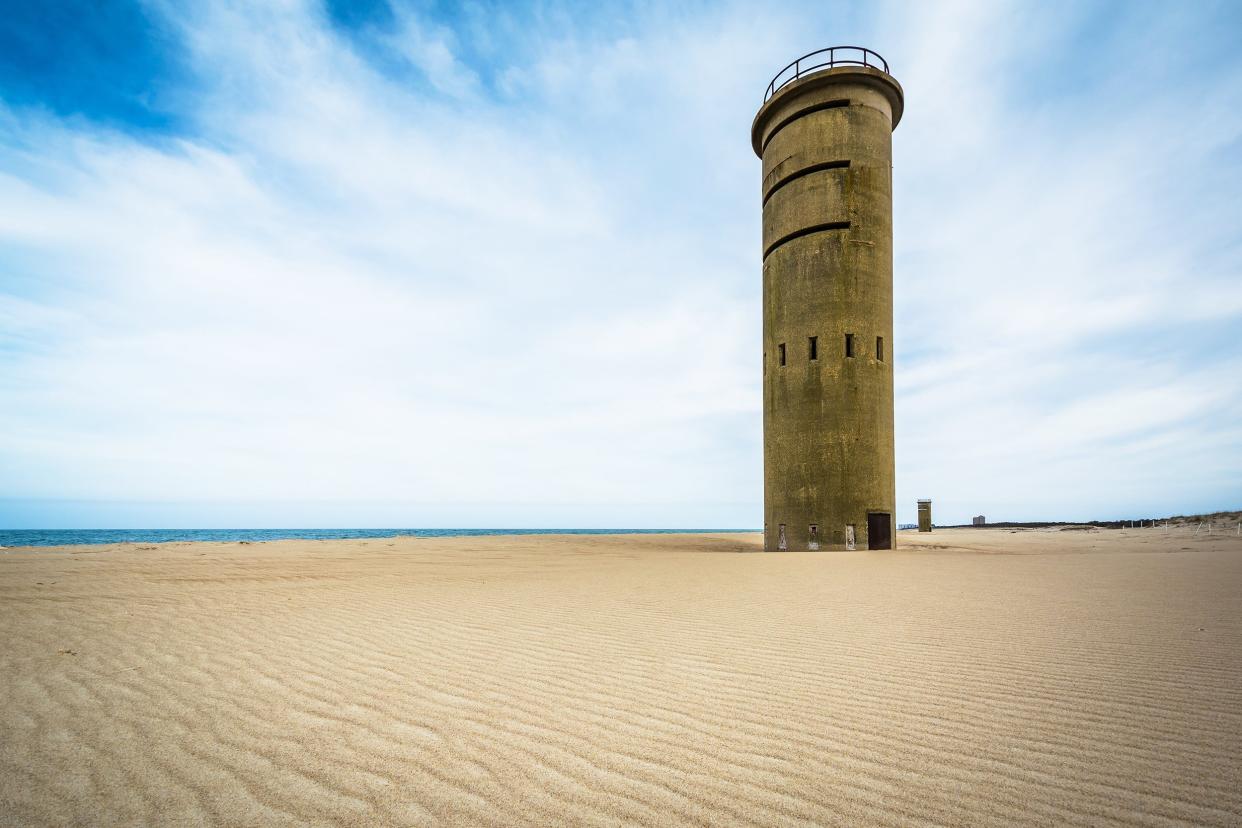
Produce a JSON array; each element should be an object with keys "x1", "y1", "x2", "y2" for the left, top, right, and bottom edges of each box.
[{"x1": 1, "y1": 528, "x2": 1240, "y2": 826}]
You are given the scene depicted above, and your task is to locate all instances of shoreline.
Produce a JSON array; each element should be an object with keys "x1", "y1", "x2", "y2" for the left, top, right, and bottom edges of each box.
[
  {"x1": 4, "y1": 523, "x2": 1237, "y2": 555},
  {"x1": 0, "y1": 527, "x2": 759, "y2": 550}
]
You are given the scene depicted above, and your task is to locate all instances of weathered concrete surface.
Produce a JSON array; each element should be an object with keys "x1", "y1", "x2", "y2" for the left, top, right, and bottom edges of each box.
[
  {"x1": 919, "y1": 499, "x2": 933, "y2": 533},
  {"x1": 753, "y1": 65, "x2": 903, "y2": 551}
]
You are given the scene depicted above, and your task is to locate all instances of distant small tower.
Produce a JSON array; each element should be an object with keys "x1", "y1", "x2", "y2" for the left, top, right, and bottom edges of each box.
[
  {"x1": 752, "y1": 47, "x2": 903, "y2": 551},
  {"x1": 918, "y1": 500, "x2": 932, "y2": 532}
]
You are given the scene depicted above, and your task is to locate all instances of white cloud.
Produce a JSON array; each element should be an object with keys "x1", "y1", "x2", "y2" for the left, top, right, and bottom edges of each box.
[{"x1": 1, "y1": 0, "x2": 1239, "y2": 527}]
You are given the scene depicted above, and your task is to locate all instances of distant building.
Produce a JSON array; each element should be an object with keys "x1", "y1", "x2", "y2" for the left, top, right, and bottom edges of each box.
[
  {"x1": 972, "y1": 515, "x2": 986, "y2": 526},
  {"x1": 917, "y1": 499, "x2": 932, "y2": 532}
]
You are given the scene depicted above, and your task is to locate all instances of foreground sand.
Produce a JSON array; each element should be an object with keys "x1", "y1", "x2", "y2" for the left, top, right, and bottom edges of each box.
[{"x1": 2, "y1": 528, "x2": 1240, "y2": 826}]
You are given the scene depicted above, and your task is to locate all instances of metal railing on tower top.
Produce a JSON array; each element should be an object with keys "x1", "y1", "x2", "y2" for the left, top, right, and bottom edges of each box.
[{"x1": 764, "y1": 46, "x2": 891, "y2": 103}]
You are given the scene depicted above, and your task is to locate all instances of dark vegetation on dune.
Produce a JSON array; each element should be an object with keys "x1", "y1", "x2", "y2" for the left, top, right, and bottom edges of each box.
[{"x1": 936, "y1": 510, "x2": 1242, "y2": 530}]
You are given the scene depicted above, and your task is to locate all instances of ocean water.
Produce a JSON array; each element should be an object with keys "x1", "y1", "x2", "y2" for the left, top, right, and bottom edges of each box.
[{"x1": 0, "y1": 528, "x2": 753, "y2": 548}]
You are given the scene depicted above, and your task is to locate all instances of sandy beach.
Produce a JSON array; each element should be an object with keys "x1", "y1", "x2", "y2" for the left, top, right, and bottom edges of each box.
[{"x1": 1, "y1": 528, "x2": 1240, "y2": 826}]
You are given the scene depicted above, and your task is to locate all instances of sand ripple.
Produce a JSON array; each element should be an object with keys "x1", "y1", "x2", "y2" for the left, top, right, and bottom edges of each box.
[{"x1": 2, "y1": 528, "x2": 1240, "y2": 826}]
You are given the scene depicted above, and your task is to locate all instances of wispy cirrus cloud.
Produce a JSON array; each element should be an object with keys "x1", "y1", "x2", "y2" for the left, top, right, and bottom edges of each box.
[{"x1": 0, "y1": 0, "x2": 1239, "y2": 528}]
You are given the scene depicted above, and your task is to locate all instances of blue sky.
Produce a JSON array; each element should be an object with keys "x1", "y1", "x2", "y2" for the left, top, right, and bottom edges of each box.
[{"x1": 1, "y1": 0, "x2": 1240, "y2": 529}]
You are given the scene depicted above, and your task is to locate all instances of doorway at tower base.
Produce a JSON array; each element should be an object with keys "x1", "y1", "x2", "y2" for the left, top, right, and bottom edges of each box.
[{"x1": 868, "y1": 512, "x2": 893, "y2": 549}]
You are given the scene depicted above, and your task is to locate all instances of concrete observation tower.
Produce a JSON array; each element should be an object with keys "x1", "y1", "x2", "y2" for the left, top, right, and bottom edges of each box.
[{"x1": 752, "y1": 47, "x2": 903, "y2": 551}]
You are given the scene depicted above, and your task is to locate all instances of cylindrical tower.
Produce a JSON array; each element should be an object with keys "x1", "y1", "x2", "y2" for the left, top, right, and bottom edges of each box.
[{"x1": 752, "y1": 47, "x2": 903, "y2": 551}]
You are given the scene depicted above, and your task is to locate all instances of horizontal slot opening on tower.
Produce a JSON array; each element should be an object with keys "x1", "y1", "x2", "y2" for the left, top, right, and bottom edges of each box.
[
  {"x1": 762, "y1": 160, "x2": 850, "y2": 206},
  {"x1": 763, "y1": 222, "x2": 851, "y2": 260},
  {"x1": 760, "y1": 99, "x2": 849, "y2": 154}
]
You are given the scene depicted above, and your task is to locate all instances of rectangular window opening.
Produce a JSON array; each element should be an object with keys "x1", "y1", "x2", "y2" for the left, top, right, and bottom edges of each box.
[
  {"x1": 876, "y1": 336, "x2": 884, "y2": 362},
  {"x1": 778, "y1": 343, "x2": 786, "y2": 366},
  {"x1": 808, "y1": 336, "x2": 818, "y2": 360},
  {"x1": 845, "y1": 333, "x2": 855, "y2": 358}
]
